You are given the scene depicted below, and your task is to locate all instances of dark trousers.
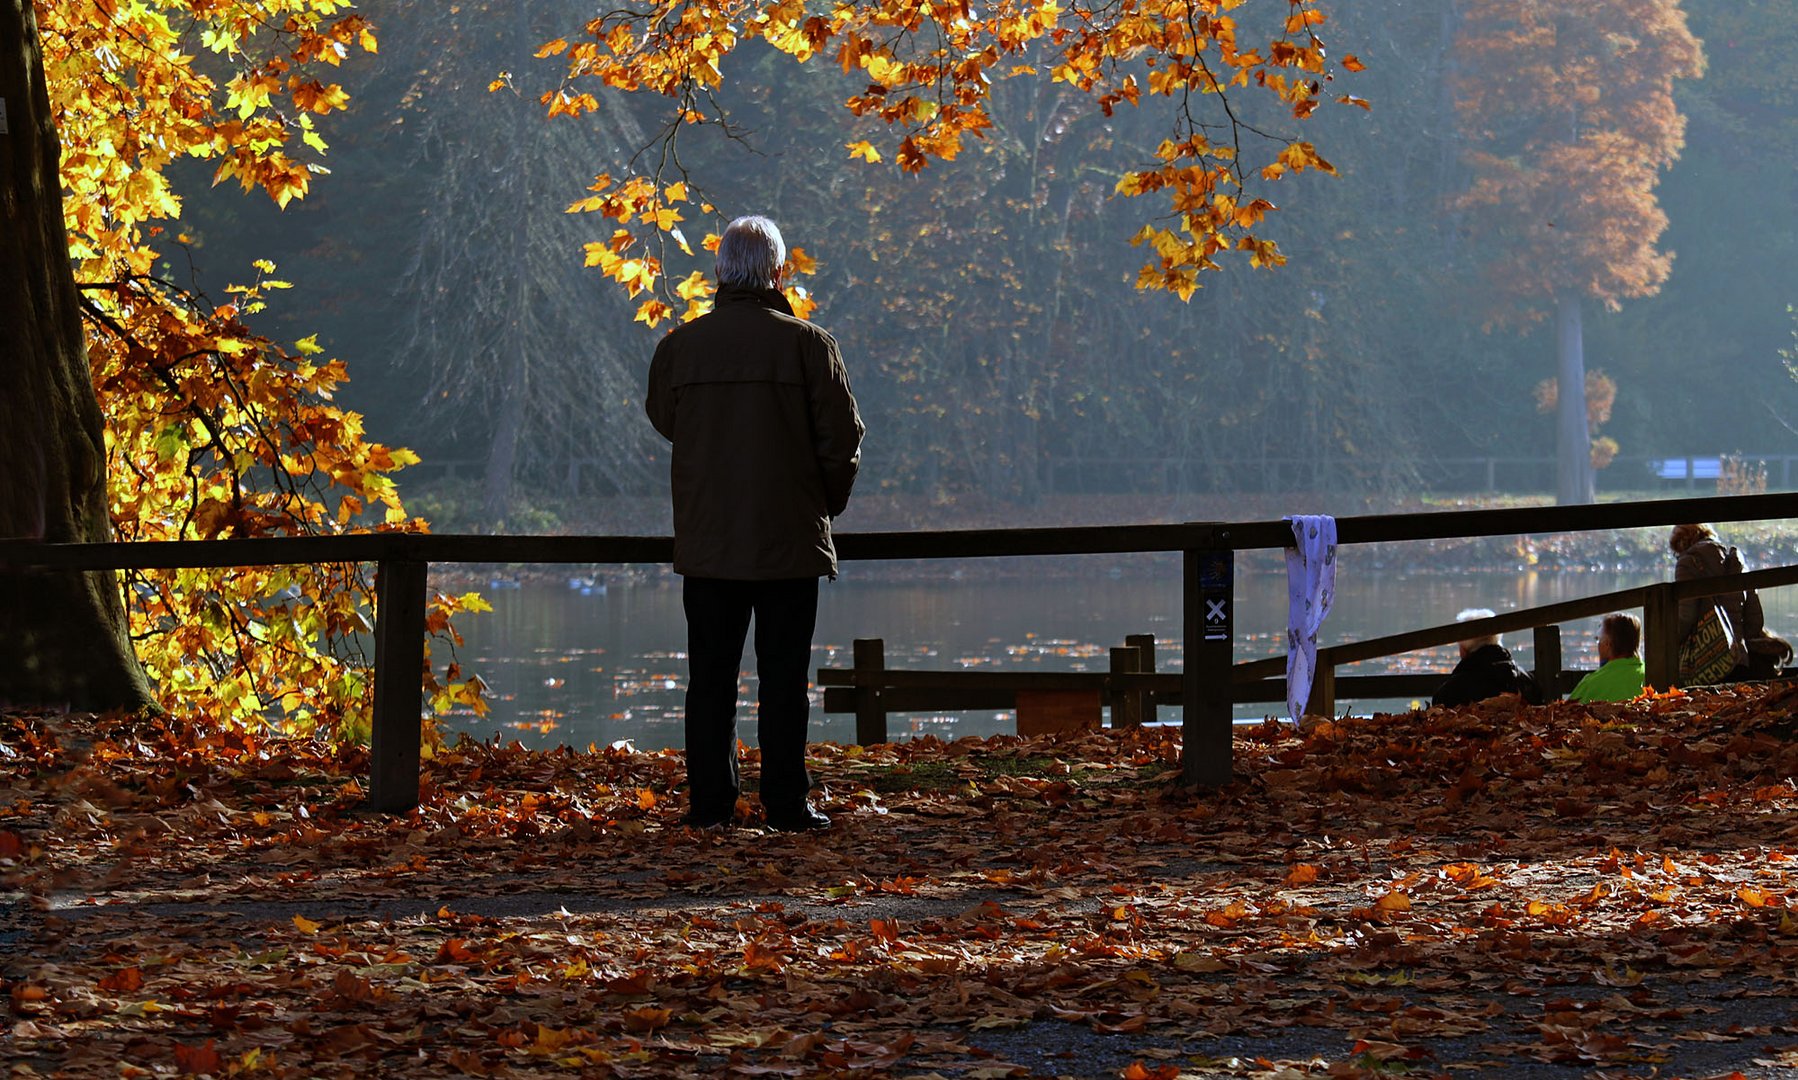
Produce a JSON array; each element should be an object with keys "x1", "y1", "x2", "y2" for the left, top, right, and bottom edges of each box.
[{"x1": 682, "y1": 576, "x2": 819, "y2": 817}]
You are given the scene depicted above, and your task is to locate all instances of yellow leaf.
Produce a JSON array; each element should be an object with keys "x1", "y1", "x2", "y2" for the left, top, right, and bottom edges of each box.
[
  {"x1": 293, "y1": 914, "x2": 322, "y2": 934},
  {"x1": 635, "y1": 299, "x2": 673, "y2": 327},
  {"x1": 783, "y1": 285, "x2": 817, "y2": 321}
]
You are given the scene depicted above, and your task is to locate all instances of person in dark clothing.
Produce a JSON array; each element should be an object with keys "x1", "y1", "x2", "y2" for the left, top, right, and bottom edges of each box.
[
  {"x1": 1667, "y1": 523, "x2": 1794, "y2": 681},
  {"x1": 645, "y1": 215, "x2": 865, "y2": 833},
  {"x1": 1670, "y1": 524, "x2": 1750, "y2": 679},
  {"x1": 1432, "y1": 608, "x2": 1545, "y2": 708}
]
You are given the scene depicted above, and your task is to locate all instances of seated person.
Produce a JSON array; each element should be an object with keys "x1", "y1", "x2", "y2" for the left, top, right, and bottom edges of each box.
[
  {"x1": 1432, "y1": 608, "x2": 1544, "y2": 708},
  {"x1": 1568, "y1": 613, "x2": 1646, "y2": 703},
  {"x1": 1669, "y1": 523, "x2": 1750, "y2": 680}
]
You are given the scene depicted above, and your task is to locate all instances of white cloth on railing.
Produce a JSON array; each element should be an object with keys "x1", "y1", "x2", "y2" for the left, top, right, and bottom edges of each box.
[{"x1": 1285, "y1": 515, "x2": 1337, "y2": 727}]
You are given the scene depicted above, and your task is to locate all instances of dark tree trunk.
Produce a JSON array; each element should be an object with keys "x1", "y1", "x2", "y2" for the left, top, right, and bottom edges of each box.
[
  {"x1": 0, "y1": 0, "x2": 156, "y2": 710},
  {"x1": 481, "y1": 359, "x2": 525, "y2": 522},
  {"x1": 1554, "y1": 292, "x2": 1595, "y2": 505}
]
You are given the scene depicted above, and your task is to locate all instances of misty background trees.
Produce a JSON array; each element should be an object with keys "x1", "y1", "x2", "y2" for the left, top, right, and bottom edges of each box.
[{"x1": 169, "y1": 0, "x2": 1798, "y2": 524}]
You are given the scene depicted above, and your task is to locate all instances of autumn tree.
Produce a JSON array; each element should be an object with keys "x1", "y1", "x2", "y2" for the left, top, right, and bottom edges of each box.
[
  {"x1": 1452, "y1": 0, "x2": 1703, "y2": 504},
  {"x1": 1, "y1": 0, "x2": 154, "y2": 710},
  {"x1": 5, "y1": 0, "x2": 481, "y2": 733}
]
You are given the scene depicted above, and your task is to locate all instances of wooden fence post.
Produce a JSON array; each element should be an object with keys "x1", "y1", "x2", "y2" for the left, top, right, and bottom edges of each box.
[
  {"x1": 1183, "y1": 541, "x2": 1234, "y2": 787},
  {"x1": 1109, "y1": 645, "x2": 1141, "y2": 728},
  {"x1": 369, "y1": 558, "x2": 429, "y2": 813},
  {"x1": 1532, "y1": 624, "x2": 1563, "y2": 700},
  {"x1": 1126, "y1": 633, "x2": 1158, "y2": 725},
  {"x1": 1644, "y1": 584, "x2": 1680, "y2": 691},
  {"x1": 1304, "y1": 662, "x2": 1336, "y2": 720},
  {"x1": 853, "y1": 637, "x2": 888, "y2": 745}
]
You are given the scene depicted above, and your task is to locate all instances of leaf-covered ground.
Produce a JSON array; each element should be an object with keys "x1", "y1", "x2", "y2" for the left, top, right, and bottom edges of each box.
[{"x1": 8, "y1": 688, "x2": 1798, "y2": 1078}]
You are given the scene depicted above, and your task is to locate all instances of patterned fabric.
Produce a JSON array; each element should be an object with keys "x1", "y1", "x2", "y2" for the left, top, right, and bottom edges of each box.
[
  {"x1": 1285, "y1": 515, "x2": 1337, "y2": 726},
  {"x1": 1679, "y1": 606, "x2": 1737, "y2": 685}
]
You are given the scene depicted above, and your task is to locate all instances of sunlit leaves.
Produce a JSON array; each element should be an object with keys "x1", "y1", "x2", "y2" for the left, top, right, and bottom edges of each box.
[
  {"x1": 40, "y1": 0, "x2": 474, "y2": 740},
  {"x1": 532, "y1": 0, "x2": 1363, "y2": 315}
]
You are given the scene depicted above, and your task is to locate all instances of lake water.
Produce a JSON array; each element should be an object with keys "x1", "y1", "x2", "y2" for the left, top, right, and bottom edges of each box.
[{"x1": 436, "y1": 556, "x2": 1798, "y2": 751}]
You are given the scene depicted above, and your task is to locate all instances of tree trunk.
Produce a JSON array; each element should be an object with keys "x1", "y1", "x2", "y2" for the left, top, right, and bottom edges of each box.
[
  {"x1": 481, "y1": 362, "x2": 525, "y2": 522},
  {"x1": 0, "y1": 0, "x2": 156, "y2": 710},
  {"x1": 1554, "y1": 292, "x2": 1595, "y2": 505}
]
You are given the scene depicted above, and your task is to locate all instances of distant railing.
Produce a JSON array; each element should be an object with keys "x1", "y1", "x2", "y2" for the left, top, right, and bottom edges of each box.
[{"x1": 2, "y1": 491, "x2": 1796, "y2": 812}]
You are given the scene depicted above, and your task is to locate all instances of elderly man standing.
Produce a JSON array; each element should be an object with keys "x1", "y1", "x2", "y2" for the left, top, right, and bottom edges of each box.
[{"x1": 646, "y1": 216, "x2": 865, "y2": 832}]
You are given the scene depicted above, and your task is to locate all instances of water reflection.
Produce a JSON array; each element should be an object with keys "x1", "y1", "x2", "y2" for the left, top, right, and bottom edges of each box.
[{"x1": 436, "y1": 559, "x2": 1796, "y2": 752}]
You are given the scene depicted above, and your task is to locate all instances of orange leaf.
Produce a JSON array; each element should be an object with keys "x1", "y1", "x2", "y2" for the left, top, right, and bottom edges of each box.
[
  {"x1": 99, "y1": 967, "x2": 144, "y2": 992},
  {"x1": 1284, "y1": 863, "x2": 1320, "y2": 886},
  {"x1": 174, "y1": 1040, "x2": 224, "y2": 1075},
  {"x1": 622, "y1": 1006, "x2": 671, "y2": 1032},
  {"x1": 743, "y1": 941, "x2": 787, "y2": 972}
]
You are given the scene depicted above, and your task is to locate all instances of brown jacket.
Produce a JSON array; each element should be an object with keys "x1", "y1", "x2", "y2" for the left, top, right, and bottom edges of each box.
[
  {"x1": 1675, "y1": 538, "x2": 1750, "y2": 668},
  {"x1": 646, "y1": 286, "x2": 864, "y2": 579}
]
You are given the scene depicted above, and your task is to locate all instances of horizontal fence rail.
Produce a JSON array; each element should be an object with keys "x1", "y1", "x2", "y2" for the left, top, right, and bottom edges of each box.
[{"x1": 3, "y1": 491, "x2": 1796, "y2": 811}]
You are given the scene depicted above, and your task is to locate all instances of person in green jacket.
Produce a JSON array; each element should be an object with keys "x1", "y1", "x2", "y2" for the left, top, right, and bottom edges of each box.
[{"x1": 1569, "y1": 613, "x2": 1646, "y2": 703}]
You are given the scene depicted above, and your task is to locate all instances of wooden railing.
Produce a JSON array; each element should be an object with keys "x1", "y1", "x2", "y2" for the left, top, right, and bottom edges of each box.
[
  {"x1": 3, "y1": 491, "x2": 1796, "y2": 812},
  {"x1": 821, "y1": 560, "x2": 1798, "y2": 740}
]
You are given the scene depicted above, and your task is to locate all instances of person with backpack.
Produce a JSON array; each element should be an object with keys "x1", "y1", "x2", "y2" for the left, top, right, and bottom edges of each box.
[{"x1": 1669, "y1": 524, "x2": 1792, "y2": 683}]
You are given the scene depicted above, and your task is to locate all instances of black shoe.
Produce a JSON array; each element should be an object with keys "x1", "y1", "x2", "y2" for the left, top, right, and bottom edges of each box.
[
  {"x1": 764, "y1": 805, "x2": 831, "y2": 832},
  {"x1": 682, "y1": 810, "x2": 734, "y2": 831}
]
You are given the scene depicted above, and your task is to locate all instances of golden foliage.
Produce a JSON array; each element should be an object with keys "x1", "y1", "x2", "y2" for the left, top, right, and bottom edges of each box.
[
  {"x1": 545, "y1": 0, "x2": 1363, "y2": 321},
  {"x1": 37, "y1": 0, "x2": 478, "y2": 738}
]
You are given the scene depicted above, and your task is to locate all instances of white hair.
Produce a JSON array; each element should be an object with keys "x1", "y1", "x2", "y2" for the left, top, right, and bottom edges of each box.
[
  {"x1": 714, "y1": 215, "x2": 786, "y2": 289},
  {"x1": 1456, "y1": 607, "x2": 1500, "y2": 648}
]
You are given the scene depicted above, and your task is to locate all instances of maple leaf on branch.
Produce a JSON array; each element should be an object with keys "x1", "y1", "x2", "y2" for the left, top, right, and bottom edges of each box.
[{"x1": 535, "y1": 0, "x2": 1367, "y2": 315}]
